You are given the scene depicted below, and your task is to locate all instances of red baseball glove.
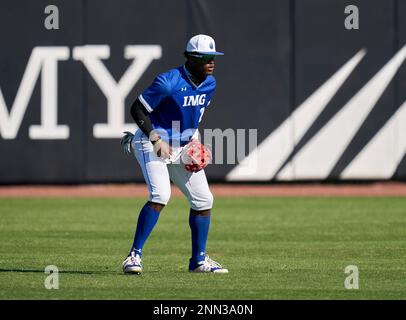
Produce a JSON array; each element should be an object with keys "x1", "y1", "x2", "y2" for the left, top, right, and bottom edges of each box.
[{"x1": 181, "y1": 140, "x2": 212, "y2": 172}]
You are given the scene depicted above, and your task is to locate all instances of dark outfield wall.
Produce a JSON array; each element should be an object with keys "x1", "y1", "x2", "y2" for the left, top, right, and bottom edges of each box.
[{"x1": 0, "y1": 0, "x2": 405, "y2": 183}]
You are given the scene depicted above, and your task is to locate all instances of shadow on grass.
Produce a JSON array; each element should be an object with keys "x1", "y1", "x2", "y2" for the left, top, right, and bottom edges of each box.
[{"x1": 0, "y1": 268, "x2": 122, "y2": 275}]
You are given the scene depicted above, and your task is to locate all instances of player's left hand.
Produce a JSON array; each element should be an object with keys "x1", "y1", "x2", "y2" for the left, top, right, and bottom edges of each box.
[
  {"x1": 153, "y1": 139, "x2": 172, "y2": 160},
  {"x1": 120, "y1": 131, "x2": 134, "y2": 155},
  {"x1": 181, "y1": 140, "x2": 212, "y2": 172}
]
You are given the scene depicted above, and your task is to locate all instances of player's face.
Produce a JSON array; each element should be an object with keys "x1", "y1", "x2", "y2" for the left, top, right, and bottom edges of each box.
[
  {"x1": 200, "y1": 55, "x2": 215, "y2": 75},
  {"x1": 188, "y1": 55, "x2": 216, "y2": 77}
]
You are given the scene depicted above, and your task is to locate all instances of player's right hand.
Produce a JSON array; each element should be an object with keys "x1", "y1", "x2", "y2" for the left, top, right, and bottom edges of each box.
[
  {"x1": 120, "y1": 131, "x2": 134, "y2": 155},
  {"x1": 153, "y1": 139, "x2": 172, "y2": 160}
]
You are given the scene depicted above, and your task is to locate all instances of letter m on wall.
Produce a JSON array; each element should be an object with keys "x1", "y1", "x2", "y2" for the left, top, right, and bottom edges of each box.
[{"x1": 0, "y1": 47, "x2": 70, "y2": 139}]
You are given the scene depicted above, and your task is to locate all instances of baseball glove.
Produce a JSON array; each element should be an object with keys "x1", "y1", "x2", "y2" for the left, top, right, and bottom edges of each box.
[
  {"x1": 120, "y1": 131, "x2": 134, "y2": 155},
  {"x1": 181, "y1": 140, "x2": 212, "y2": 172}
]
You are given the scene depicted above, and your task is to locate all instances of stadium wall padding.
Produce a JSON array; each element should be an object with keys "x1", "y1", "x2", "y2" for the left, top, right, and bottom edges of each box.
[{"x1": 0, "y1": 0, "x2": 405, "y2": 183}]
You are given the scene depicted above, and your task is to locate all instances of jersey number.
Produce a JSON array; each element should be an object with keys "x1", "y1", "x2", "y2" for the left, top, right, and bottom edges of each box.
[{"x1": 198, "y1": 108, "x2": 205, "y2": 123}]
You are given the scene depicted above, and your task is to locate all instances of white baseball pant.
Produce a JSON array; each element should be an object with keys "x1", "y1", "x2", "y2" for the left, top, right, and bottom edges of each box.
[{"x1": 131, "y1": 129, "x2": 214, "y2": 211}]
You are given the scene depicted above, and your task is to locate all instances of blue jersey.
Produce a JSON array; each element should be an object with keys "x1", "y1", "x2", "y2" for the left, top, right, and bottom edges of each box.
[{"x1": 138, "y1": 65, "x2": 216, "y2": 146}]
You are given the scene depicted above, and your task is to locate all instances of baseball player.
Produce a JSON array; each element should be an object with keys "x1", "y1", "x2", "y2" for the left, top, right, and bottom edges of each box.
[{"x1": 120, "y1": 34, "x2": 228, "y2": 274}]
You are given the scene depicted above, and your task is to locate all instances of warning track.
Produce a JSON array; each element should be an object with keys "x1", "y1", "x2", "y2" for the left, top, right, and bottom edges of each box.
[{"x1": 0, "y1": 182, "x2": 406, "y2": 198}]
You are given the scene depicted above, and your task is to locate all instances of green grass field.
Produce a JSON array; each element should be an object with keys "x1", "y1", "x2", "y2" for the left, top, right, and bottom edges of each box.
[{"x1": 0, "y1": 196, "x2": 405, "y2": 299}]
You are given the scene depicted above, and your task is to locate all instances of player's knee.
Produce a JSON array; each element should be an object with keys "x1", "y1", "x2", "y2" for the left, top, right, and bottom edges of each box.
[
  {"x1": 191, "y1": 191, "x2": 214, "y2": 211},
  {"x1": 150, "y1": 189, "x2": 171, "y2": 206},
  {"x1": 206, "y1": 192, "x2": 214, "y2": 209}
]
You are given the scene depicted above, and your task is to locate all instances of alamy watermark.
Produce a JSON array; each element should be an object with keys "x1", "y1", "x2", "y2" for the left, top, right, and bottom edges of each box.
[
  {"x1": 344, "y1": 5, "x2": 359, "y2": 30},
  {"x1": 44, "y1": 5, "x2": 59, "y2": 30},
  {"x1": 344, "y1": 265, "x2": 359, "y2": 290},
  {"x1": 148, "y1": 121, "x2": 258, "y2": 166},
  {"x1": 44, "y1": 265, "x2": 59, "y2": 289}
]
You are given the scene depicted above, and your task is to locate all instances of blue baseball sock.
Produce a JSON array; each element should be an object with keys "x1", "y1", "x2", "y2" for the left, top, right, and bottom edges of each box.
[
  {"x1": 130, "y1": 202, "x2": 160, "y2": 257},
  {"x1": 189, "y1": 210, "x2": 211, "y2": 268}
]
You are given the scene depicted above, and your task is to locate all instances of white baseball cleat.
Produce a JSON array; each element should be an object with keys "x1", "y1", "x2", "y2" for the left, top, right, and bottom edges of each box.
[
  {"x1": 122, "y1": 252, "x2": 142, "y2": 275},
  {"x1": 189, "y1": 255, "x2": 229, "y2": 273}
]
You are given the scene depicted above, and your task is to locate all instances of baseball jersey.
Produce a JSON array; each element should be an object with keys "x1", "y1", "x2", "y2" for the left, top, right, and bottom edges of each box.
[{"x1": 138, "y1": 65, "x2": 216, "y2": 146}]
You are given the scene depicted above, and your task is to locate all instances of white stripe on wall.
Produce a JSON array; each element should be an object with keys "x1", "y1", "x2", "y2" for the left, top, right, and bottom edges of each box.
[
  {"x1": 277, "y1": 45, "x2": 406, "y2": 180},
  {"x1": 226, "y1": 50, "x2": 366, "y2": 181},
  {"x1": 340, "y1": 100, "x2": 406, "y2": 179}
]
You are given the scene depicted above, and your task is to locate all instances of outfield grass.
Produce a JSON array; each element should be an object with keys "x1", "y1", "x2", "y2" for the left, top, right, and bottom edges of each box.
[{"x1": 0, "y1": 196, "x2": 405, "y2": 299}]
